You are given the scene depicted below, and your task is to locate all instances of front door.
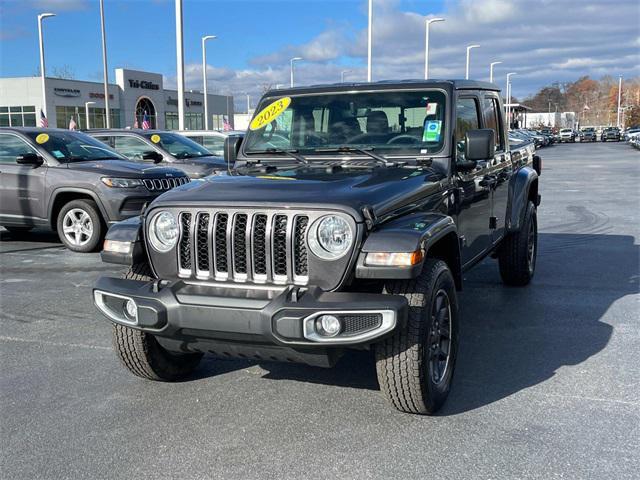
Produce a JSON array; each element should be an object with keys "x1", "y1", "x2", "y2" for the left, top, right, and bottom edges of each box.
[
  {"x1": 0, "y1": 133, "x2": 48, "y2": 225},
  {"x1": 454, "y1": 96, "x2": 493, "y2": 265}
]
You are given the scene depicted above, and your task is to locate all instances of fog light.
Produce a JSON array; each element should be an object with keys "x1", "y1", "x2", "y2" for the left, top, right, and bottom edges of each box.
[
  {"x1": 316, "y1": 314, "x2": 341, "y2": 337},
  {"x1": 124, "y1": 298, "x2": 137, "y2": 320}
]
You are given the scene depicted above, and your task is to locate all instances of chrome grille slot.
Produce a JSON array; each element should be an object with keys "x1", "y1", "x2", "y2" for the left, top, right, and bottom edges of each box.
[
  {"x1": 178, "y1": 213, "x2": 192, "y2": 272},
  {"x1": 272, "y1": 215, "x2": 288, "y2": 278},
  {"x1": 252, "y1": 215, "x2": 268, "y2": 277},
  {"x1": 195, "y1": 213, "x2": 210, "y2": 274},
  {"x1": 214, "y1": 213, "x2": 229, "y2": 275},
  {"x1": 232, "y1": 214, "x2": 248, "y2": 275},
  {"x1": 294, "y1": 216, "x2": 309, "y2": 277}
]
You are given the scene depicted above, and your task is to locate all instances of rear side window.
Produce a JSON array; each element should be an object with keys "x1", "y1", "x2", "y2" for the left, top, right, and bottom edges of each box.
[
  {"x1": 113, "y1": 135, "x2": 153, "y2": 161},
  {"x1": 0, "y1": 134, "x2": 36, "y2": 164},
  {"x1": 202, "y1": 136, "x2": 225, "y2": 155},
  {"x1": 483, "y1": 97, "x2": 504, "y2": 151},
  {"x1": 455, "y1": 97, "x2": 480, "y2": 161}
]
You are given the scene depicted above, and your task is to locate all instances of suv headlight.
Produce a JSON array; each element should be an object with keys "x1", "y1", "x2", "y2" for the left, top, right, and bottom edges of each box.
[
  {"x1": 101, "y1": 177, "x2": 143, "y2": 188},
  {"x1": 308, "y1": 215, "x2": 353, "y2": 260},
  {"x1": 148, "y1": 211, "x2": 179, "y2": 252}
]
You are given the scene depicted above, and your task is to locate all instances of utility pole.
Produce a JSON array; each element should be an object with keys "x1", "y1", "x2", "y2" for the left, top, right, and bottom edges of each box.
[
  {"x1": 99, "y1": 0, "x2": 110, "y2": 128},
  {"x1": 175, "y1": 0, "x2": 185, "y2": 130},
  {"x1": 617, "y1": 76, "x2": 622, "y2": 128}
]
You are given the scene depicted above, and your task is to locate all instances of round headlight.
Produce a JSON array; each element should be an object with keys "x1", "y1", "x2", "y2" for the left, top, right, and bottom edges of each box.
[
  {"x1": 148, "y1": 211, "x2": 179, "y2": 252},
  {"x1": 308, "y1": 215, "x2": 353, "y2": 260}
]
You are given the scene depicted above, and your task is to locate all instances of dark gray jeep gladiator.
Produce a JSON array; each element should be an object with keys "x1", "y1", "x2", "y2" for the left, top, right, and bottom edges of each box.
[
  {"x1": 93, "y1": 80, "x2": 541, "y2": 414},
  {"x1": 0, "y1": 128, "x2": 190, "y2": 252}
]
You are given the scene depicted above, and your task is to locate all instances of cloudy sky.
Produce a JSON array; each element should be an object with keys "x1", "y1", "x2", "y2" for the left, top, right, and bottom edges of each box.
[{"x1": 1, "y1": 0, "x2": 638, "y2": 111}]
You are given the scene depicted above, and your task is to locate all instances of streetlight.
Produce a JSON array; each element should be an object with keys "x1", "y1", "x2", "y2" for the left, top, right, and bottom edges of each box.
[
  {"x1": 367, "y1": 0, "x2": 373, "y2": 82},
  {"x1": 37, "y1": 12, "x2": 56, "y2": 122},
  {"x1": 341, "y1": 70, "x2": 351, "y2": 82},
  {"x1": 465, "y1": 44, "x2": 480, "y2": 80},
  {"x1": 99, "y1": 0, "x2": 110, "y2": 128},
  {"x1": 85, "y1": 101, "x2": 95, "y2": 130},
  {"x1": 290, "y1": 57, "x2": 303, "y2": 87},
  {"x1": 489, "y1": 61, "x2": 502, "y2": 83},
  {"x1": 201, "y1": 34, "x2": 217, "y2": 130},
  {"x1": 246, "y1": 93, "x2": 251, "y2": 114},
  {"x1": 617, "y1": 76, "x2": 622, "y2": 128},
  {"x1": 424, "y1": 17, "x2": 444, "y2": 80},
  {"x1": 175, "y1": 0, "x2": 185, "y2": 130},
  {"x1": 506, "y1": 72, "x2": 517, "y2": 130}
]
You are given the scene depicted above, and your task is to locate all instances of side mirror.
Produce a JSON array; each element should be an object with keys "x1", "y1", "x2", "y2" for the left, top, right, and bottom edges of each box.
[
  {"x1": 465, "y1": 129, "x2": 495, "y2": 161},
  {"x1": 224, "y1": 136, "x2": 242, "y2": 165},
  {"x1": 16, "y1": 153, "x2": 43, "y2": 167},
  {"x1": 142, "y1": 151, "x2": 163, "y2": 163}
]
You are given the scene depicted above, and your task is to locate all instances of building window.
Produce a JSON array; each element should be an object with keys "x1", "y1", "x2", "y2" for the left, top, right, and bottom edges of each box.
[
  {"x1": 165, "y1": 112, "x2": 179, "y2": 130},
  {"x1": 55, "y1": 106, "x2": 120, "y2": 129},
  {"x1": 0, "y1": 106, "x2": 36, "y2": 127},
  {"x1": 164, "y1": 112, "x2": 203, "y2": 131}
]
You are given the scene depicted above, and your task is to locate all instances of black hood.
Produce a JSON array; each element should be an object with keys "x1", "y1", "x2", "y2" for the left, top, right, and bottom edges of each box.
[
  {"x1": 65, "y1": 160, "x2": 186, "y2": 178},
  {"x1": 150, "y1": 164, "x2": 445, "y2": 220}
]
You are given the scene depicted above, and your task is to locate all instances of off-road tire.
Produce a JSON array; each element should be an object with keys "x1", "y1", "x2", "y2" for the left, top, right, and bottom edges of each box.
[
  {"x1": 498, "y1": 201, "x2": 537, "y2": 286},
  {"x1": 56, "y1": 199, "x2": 103, "y2": 253},
  {"x1": 111, "y1": 263, "x2": 203, "y2": 381},
  {"x1": 375, "y1": 258, "x2": 459, "y2": 415}
]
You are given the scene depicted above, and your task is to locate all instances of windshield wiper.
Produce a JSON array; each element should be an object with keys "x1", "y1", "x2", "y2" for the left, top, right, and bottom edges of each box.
[
  {"x1": 245, "y1": 148, "x2": 309, "y2": 164},
  {"x1": 312, "y1": 146, "x2": 394, "y2": 167}
]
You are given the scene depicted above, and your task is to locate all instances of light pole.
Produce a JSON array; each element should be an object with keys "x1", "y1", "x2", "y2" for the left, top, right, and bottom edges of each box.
[
  {"x1": 465, "y1": 44, "x2": 480, "y2": 80},
  {"x1": 246, "y1": 93, "x2": 251, "y2": 114},
  {"x1": 367, "y1": 0, "x2": 373, "y2": 82},
  {"x1": 341, "y1": 70, "x2": 351, "y2": 82},
  {"x1": 175, "y1": 0, "x2": 185, "y2": 130},
  {"x1": 201, "y1": 35, "x2": 217, "y2": 130},
  {"x1": 506, "y1": 72, "x2": 517, "y2": 130},
  {"x1": 99, "y1": 0, "x2": 110, "y2": 128},
  {"x1": 424, "y1": 17, "x2": 444, "y2": 80},
  {"x1": 37, "y1": 12, "x2": 55, "y2": 122},
  {"x1": 489, "y1": 61, "x2": 502, "y2": 83},
  {"x1": 290, "y1": 57, "x2": 303, "y2": 87},
  {"x1": 85, "y1": 101, "x2": 95, "y2": 130},
  {"x1": 617, "y1": 76, "x2": 622, "y2": 128}
]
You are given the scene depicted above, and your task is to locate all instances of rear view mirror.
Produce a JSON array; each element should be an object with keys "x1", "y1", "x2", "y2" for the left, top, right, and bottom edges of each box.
[
  {"x1": 224, "y1": 136, "x2": 242, "y2": 165},
  {"x1": 465, "y1": 129, "x2": 494, "y2": 161},
  {"x1": 16, "y1": 153, "x2": 43, "y2": 167},
  {"x1": 142, "y1": 151, "x2": 163, "y2": 163}
]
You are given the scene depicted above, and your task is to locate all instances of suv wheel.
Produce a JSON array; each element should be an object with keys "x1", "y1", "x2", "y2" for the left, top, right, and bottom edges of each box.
[
  {"x1": 375, "y1": 258, "x2": 459, "y2": 415},
  {"x1": 112, "y1": 263, "x2": 203, "y2": 381},
  {"x1": 498, "y1": 201, "x2": 537, "y2": 286},
  {"x1": 56, "y1": 199, "x2": 103, "y2": 252}
]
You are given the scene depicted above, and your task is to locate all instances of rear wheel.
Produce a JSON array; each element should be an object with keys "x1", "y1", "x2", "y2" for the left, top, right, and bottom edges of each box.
[
  {"x1": 56, "y1": 199, "x2": 103, "y2": 252},
  {"x1": 498, "y1": 201, "x2": 537, "y2": 286},
  {"x1": 111, "y1": 263, "x2": 203, "y2": 381},
  {"x1": 375, "y1": 258, "x2": 459, "y2": 414}
]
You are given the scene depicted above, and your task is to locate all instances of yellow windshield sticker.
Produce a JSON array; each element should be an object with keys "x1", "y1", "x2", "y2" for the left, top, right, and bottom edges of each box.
[
  {"x1": 249, "y1": 97, "x2": 291, "y2": 131},
  {"x1": 256, "y1": 175, "x2": 295, "y2": 181},
  {"x1": 150, "y1": 134, "x2": 161, "y2": 144},
  {"x1": 35, "y1": 133, "x2": 49, "y2": 144}
]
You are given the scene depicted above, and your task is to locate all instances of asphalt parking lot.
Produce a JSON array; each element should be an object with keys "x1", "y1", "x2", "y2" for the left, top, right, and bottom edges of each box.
[{"x1": 1, "y1": 142, "x2": 638, "y2": 480}]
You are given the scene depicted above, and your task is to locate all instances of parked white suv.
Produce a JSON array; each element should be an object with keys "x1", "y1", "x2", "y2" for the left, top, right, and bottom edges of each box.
[{"x1": 559, "y1": 128, "x2": 576, "y2": 143}]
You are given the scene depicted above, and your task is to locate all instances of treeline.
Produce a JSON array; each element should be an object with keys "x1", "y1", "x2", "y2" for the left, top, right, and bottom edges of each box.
[{"x1": 523, "y1": 76, "x2": 640, "y2": 127}]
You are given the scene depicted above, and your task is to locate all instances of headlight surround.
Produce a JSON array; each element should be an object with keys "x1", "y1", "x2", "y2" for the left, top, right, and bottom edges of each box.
[
  {"x1": 308, "y1": 215, "x2": 353, "y2": 260},
  {"x1": 101, "y1": 177, "x2": 144, "y2": 188},
  {"x1": 148, "y1": 211, "x2": 179, "y2": 252}
]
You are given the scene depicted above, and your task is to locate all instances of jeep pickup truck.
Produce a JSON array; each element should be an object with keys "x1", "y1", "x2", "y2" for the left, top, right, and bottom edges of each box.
[
  {"x1": 0, "y1": 128, "x2": 190, "y2": 252},
  {"x1": 600, "y1": 126, "x2": 621, "y2": 142},
  {"x1": 93, "y1": 80, "x2": 541, "y2": 414}
]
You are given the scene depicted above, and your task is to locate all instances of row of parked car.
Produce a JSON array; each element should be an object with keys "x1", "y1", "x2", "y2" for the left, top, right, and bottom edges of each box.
[
  {"x1": 626, "y1": 128, "x2": 640, "y2": 149},
  {"x1": 0, "y1": 127, "x2": 241, "y2": 252},
  {"x1": 509, "y1": 129, "x2": 555, "y2": 148}
]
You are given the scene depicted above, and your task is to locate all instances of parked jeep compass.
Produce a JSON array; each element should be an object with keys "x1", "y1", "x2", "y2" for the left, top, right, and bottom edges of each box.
[{"x1": 0, "y1": 128, "x2": 190, "y2": 252}]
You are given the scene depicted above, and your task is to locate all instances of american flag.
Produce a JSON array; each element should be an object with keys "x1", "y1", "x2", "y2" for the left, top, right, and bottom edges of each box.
[
  {"x1": 223, "y1": 115, "x2": 231, "y2": 131},
  {"x1": 39, "y1": 109, "x2": 48, "y2": 128},
  {"x1": 68, "y1": 116, "x2": 77, "y2": 130},
  {"x1": 142, "y1": 112, "x2": 150, "y2": 130}
]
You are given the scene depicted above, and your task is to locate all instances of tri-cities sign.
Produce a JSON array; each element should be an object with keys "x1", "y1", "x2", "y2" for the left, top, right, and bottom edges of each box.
[{"x1": 127, "y1": 79, "x2": 159, "y2": 90}]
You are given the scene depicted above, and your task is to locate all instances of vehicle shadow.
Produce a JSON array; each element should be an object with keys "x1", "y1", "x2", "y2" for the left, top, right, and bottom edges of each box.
[{"x1": 193, "y1": 233, "x2": 637, "y2": 412}]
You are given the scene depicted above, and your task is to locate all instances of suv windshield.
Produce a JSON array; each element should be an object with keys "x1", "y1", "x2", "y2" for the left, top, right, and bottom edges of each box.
[
  {"x1": 582, "y1": 128, "x2": 595, "y2": 132},
  {"x1": 243, "y1": 90, "x2": 447, "y2": 156},
  {"x1": 143, "y1": 132, "x2": 214, "y2": 159},
  {"x1": 26, "y1": 131, "x2": 126, "y2": 162}
]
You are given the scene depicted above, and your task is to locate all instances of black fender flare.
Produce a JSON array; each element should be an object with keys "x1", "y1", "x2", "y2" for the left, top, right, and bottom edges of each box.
[
  {"x1": 48, "y1": 187, "x2": 109, "y2": 227},
  {"x1": 100, "y1": 216, "x2": 146, "y2": 265},
  {"x1": 355, "y1": 212, "x2": 461, "y2": 286},
  {"x1": 506, "y1": 166, "x2": 539, "y2": 233}
]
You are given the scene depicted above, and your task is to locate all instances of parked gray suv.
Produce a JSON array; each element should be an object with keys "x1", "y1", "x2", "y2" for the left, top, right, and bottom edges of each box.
[
  {"x1": 88, "y1": 129, "x2": 227, "y2": 178},
  {"x1": 0, "y1": 128, "x2": 190, "y2": 252}
]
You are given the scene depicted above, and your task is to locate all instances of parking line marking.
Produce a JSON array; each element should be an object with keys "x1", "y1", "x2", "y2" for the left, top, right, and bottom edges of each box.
[{"x1": 0, "y1": 335, "x2": 111, "y2": 351}]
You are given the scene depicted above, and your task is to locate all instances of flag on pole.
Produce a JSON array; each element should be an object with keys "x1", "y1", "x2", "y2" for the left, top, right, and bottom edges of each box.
[
  {"x1": 142, "y1": 112, "x2": 150, "y2": 130},
  {"x1": 69, "y1": 116, "x2": 77, "y2": 130},
  {"x1": 39, "y1": 109, "x2": 48, "y2": 128},
  {"x1": 223, "y1": 115, "x2": 231, "y2": 131}
]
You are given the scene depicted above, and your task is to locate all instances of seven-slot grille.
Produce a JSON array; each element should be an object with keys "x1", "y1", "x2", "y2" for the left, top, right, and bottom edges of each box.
[
  {"x1": 143, "y1": 176, "x2": 190, "y2": 191},
  {"x1": 177, "y1": 210, "x2": 311, "y2": 285}
]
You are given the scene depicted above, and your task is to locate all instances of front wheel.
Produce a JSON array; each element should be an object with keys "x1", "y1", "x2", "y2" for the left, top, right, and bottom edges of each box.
[
  {"x1": 375, "y1": 258, "x2": 459, "y2": 414},
  {"x1": 56, "y1": 199, "x2": 103, "y2": 252},
  {"x1": 498, "y1": 201, "x2": 537, "y2": 286},
  {"x1": 111, "y1": 263, "x2": 203, "y2": 381}
]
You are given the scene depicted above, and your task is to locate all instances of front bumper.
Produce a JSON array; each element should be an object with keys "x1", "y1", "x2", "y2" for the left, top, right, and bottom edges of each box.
[{"x1": 94, "y1": 277, "x2": 407, "y2": 364}]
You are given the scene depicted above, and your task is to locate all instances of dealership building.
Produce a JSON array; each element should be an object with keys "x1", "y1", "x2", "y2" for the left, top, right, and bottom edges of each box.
[{"x1": 0, "y1": 68, "x2": 234, "y2": 131}]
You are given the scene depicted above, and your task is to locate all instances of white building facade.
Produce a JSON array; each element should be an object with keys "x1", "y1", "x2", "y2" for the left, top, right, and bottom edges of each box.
[{"x1": 0, "y1": 68, "x2": 234, "y2": 131}]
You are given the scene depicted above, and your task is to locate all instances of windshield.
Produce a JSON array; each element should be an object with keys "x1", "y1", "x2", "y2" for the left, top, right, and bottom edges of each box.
[
  {"x1": 25, "y1": 131, "x2": 126, "y2": 162},
  {"x1": 143, "y1": 132, "x2": 214, "y2": 159},
  {"x1": 582, "y1": 128, "x2": 595, "y2": 132},
  {"x1": 243, "y1": 90, "x2": 447, "y2": 156}
]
